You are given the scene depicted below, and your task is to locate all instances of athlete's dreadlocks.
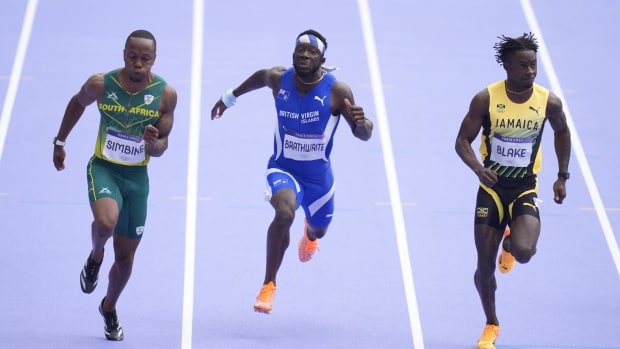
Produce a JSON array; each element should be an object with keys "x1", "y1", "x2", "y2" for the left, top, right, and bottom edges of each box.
[{"x1": 494, "y1": 32, "x2": 538, "y2": 65}]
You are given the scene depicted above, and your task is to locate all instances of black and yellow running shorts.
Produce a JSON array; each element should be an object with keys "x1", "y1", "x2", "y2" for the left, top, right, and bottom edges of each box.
[{"x1": 474, "y1": 175, "x2": 540, "y2": 230}]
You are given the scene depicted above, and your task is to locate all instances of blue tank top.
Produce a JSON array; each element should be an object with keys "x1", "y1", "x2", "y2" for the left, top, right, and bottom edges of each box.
[{"x1": 271, "y1": 67, "x2": 339, "y2": 176}]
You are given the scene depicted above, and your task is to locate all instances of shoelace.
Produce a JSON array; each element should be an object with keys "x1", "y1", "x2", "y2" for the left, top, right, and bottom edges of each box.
[
  {"x1": 304, "y1": 239, "x2": 319, "y2": 253},
  {"x1": 256, "y1": 285, "x2": 275, "y2": 302},
  {"x1": 85, "y1": 258, "x2": 101, "y2": 277},
  {"x1": 104, "y1": 310, "x2": 120, "y2": 328},
  {"x1": 480, "y1": 326, "x2": 499, "y2": 342}
]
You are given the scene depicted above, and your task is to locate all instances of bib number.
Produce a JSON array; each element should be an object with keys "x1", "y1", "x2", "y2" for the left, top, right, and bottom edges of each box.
[
  {"x1": 282, "y1": 130, "x2": 327, "y2": 161},
  {"x1": 490, "y1": 134, "x2": 532, "y2": 167},
  {"x1": 102, "y1": 129, "x2": 146, "y2": 164}
]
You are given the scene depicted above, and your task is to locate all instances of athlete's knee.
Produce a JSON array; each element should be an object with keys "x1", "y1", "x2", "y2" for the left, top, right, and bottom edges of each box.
[
  {"x1": 272, "y1": 206, "x2": 295, "y2": 228},
  {"x1": 475, "y1": 264, "x2": 495, "y2": 280},
  {"x1": 114, "y1": 256, "x2": 134, "y2": 273},
  {"x1": 91, "y1": 218, "x2": 116, "y2": 238},
  {"x1": 475, "y1": 250, "x2": 497, "y2": 279},
  {"x1": 474, "y1": 268, "x2": 497, "y2": 292},
  {"x1": 112, "y1": 247, "x2": 137, "y2": 271},
  {"x1": 309, "y1": 225, "x2": 328, "y2": 239},
  {"x1": 512, "y1": 245, "x2": 537, "y2": 264}
]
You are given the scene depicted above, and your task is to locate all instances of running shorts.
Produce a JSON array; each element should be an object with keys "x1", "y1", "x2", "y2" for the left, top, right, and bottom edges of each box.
[
  {"x1": 474, "y1": 175, "x2": 541, "y2": 230},
  {"x1": 264, "y1": 159, "x2": 335, "y2": 229},
  {"x1": 87, "y1": 156, "x2": 149, "y2": 239}
]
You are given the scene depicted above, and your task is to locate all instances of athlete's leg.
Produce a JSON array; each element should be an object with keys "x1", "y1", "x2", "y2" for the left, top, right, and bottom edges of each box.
[
  {"x1": 301, "y1": 168, "x2": 334, "y2": 240},
  {"x1": 306, "y1": 221, "x2": 328, "y2": 240},
  {"x1": 264, "y1": 188, "x2": 297, "y2": 285},
  {"x1": 502, "y1": 189, "x2": 541, "y2": 264},
  {"x1": 86, "y1": 157, "x2": 123, "y2": 264},
  {"x1": 89, "y1": 197, "x2": 120, "y2": 263},
  {"x1": 472, "y1": 185, "x2": 505, "y2": 326},
  {"x1": 503, "y1": 214, "x2": 540, "y2": 264},
  {"x1": 101, "y1": 235, "x2": 141, "y2": 312},
  {"x1": 101, "y1": 165, "x2": 148, "y2": 312},
  {"x1": 474, "y1": 223, "x2": 503, "y2": 325}
]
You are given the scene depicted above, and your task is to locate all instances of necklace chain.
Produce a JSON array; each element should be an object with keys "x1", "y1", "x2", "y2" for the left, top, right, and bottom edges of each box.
[
  {"x1": 505, "y1": 81, "x2": 533, "y2": 95},
  {"x1": 296, "y1": 71, "x2": 325, "y2": 85}
]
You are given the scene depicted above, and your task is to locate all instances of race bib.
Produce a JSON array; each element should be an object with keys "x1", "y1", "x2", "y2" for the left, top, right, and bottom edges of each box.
[
  {"x1": 490, "y1": 134, "x2": 533, "y2": 167},
  {"x1": 102, "y1": 129, "x2": 146, "y2": 164},
  {"x1": 283, "y1": 130, "x2": 327, "y2": 161}
]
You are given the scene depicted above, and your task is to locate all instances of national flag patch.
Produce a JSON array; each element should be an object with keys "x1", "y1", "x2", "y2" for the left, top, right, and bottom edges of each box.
[
  {"x1": 277, "y1": 89, "x2": 290, "y2": 101},
  {"x1": 476, "y1": 207, "x2": 488, "y2": 218}
]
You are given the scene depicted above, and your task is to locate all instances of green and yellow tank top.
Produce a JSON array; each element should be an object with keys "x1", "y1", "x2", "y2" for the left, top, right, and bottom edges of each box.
[
  {"x1": 95, "y1": 69, "x2": 166, "y2": 166},
  {"x1": 479, "y1": 80, "x2": 549, "y2": 179}
]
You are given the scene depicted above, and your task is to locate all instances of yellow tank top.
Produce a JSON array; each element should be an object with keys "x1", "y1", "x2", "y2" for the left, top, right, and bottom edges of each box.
[{"x1": 479, "y1": 80, "x2": 549, "y2": 179}]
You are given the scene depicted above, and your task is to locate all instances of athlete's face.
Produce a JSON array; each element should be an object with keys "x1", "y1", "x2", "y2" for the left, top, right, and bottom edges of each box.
[
  {"x1": 504, "y1": 49, "x2": 537, "y2": 88},
  {"x1": 123, "y1": 37, "x2": 156, "y2": 83},
  {"x1": 292, "y1": 43, "x2": 325, "y2": 77}
]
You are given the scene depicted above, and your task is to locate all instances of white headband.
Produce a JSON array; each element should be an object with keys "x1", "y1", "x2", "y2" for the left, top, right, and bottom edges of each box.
[{"x1": 296, "y1": 34, "x2": 326, "y2": 55}]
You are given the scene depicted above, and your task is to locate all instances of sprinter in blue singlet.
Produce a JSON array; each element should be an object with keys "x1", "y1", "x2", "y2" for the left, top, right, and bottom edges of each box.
[{"x1": 211, "y1": 29, "x2": 374, "y2": 314}]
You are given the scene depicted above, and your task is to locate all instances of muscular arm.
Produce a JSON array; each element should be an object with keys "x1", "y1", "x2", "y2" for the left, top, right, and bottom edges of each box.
[
  {"x1": 145, "y1": 84, "x2": 177, "y2": 157},
  {"x1": 53, "y1": 74, "x2": 103, "y2": 170},
  {"x1": 331, "y1": 80, "x2": 373, "y2": 141},
  {"x1": 546, "y1": 92, "x2": 571, "y2": 203},
  {"x1": 455, "y1": 88, "x2": 498, "y2": 187},
  {"x1": 210, "y1": 66, "x2": 286, "y2": 119}
]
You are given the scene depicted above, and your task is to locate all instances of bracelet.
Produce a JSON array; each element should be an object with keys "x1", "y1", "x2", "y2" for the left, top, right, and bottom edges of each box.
[
  {"x1": 53, "y1": 136, "x2": 66, "y2": 147},
  {"x1": 221, "y1": 88, "x2": 237, "y2": 108},
  {"x1": 557, "y1": 171, "x2": 570, "y2": 180}
]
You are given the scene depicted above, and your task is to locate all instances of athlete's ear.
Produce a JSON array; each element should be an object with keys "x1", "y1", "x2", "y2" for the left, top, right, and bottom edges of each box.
[{"x1": 321, "y1": 56, "x2": 326, "y2": 64}]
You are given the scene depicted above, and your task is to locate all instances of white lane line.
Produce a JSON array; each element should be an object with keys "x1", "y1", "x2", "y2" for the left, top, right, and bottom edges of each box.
[
  {"x1": 356, "y1": 1, "x2": 425, "y2": 348},
  {"x1": 521, "y1": 0, "x2": 620, "y2": 278},
  {"x1": 0, "y1": 0, "x2": 38, "y2": 164},
  {"x1": 181, "y1": 0, "x2": 205, "y2": 348}
]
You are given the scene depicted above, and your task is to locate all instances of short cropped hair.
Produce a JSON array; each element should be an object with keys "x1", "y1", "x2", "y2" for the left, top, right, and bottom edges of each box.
[{"x1": 126, "y1": 29, "x2": 157, "y2": 50}]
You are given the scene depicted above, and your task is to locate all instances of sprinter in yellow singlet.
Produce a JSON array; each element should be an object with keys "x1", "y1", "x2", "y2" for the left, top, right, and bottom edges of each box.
[
  {"x1": 455, "y1": 33, "x2": 571, "y2": 349},
  {"x1": 52, "y1": 30, "x2": 177, "y2": 341}
]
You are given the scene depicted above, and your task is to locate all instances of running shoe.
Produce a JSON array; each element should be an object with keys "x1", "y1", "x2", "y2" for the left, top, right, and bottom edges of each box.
[
  {"x1": 80, "y1": 252, "x2": 102, "y2": 294},
  {"x1": 477, "y1": 324, "x2": 500, "y2": 349},
  {"x1": 497, "y1": 226, "x2": 516, "y2": 274},
  {"x1": 99, "y1": 298, "x2": 124, "y2": 341},
  {"x1": 253, "y1": 281, "x2": 276, "y2": 314},
  {"x1": 298, "y1": 220, "x2": 320, "y2": 262}
]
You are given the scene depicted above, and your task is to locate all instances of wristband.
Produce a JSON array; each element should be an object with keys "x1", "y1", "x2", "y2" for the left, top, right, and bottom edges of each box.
[
  {"x1": 558, "y1": 172, "x2": 570, "y2": 180},
  {"x1": 221, "y1": 88, "x2": 237, "y2": 108},
  {"x1": 53, "y1": 136, "x2": 66, "y2": 147}
]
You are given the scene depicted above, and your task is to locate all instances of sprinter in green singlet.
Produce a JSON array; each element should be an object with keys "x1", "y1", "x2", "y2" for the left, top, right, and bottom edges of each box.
[
  {"x1": 52, "y1": 29, "x2": 177, "y2": 341},
  {"x1": 455, "y1": 33, "x2": 571, "y2": 349}
]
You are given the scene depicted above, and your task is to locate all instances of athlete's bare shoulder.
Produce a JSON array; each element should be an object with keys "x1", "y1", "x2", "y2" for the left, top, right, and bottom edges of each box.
[{"x1": 76, "y1": 72, "x2": 106, "y2": 106}]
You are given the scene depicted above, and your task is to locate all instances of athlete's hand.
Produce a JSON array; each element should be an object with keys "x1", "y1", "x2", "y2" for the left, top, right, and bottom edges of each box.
[
  {"x1": 53, "y1": 146, "x2": 66, "y2": 171},
  {"x1": 344, "y1": 98, "x2": 366, "y2": 125},
  {"x1": 344, "y1": 98, "x2": 372, "y2": 141},
  {"x1": 476, "y1": 167, "x2": 498, "y2": 187},
  {"x1": 553, "y1": 179, "x2": 567, "y2": 204},
  {"x1": 211, "y1": 100, "x2": 227, "y2": 120},
  {"x1": 144, "y1": 124, "x2": 159, "y2": 146}
]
